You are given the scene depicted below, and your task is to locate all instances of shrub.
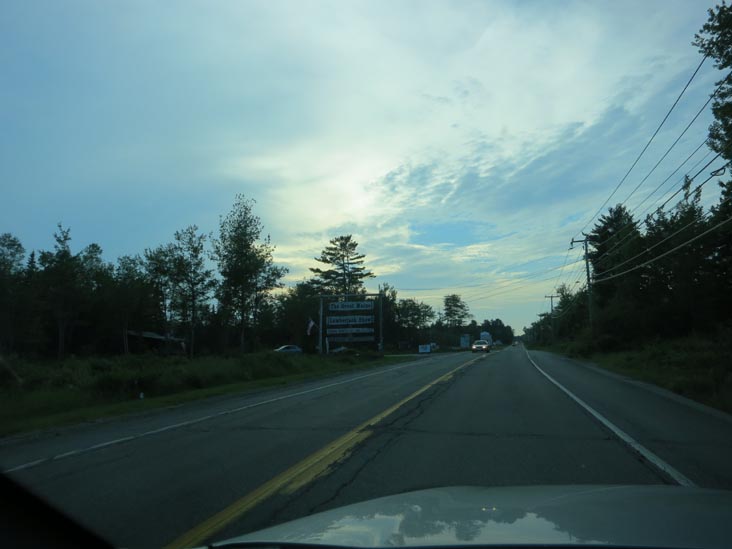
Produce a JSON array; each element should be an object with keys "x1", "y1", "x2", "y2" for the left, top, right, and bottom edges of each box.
[
  {"x1": 594, "y1": 334, "x2": 622, "y2": 353},
  {"x1": 92, "y1": 370, "x2": 135, "y2": 398}
]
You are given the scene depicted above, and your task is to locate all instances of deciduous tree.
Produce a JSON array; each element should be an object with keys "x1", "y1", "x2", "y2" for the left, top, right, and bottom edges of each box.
[
  {"x1": 214, "y1": 195, "x2": 287, "y2": 352},
  {"x1": 442, "y1": 294, "x2": 471, "y2": 328},
  {"x1": 170, "y1": 225, "x2": 216, "y2": 357},
  {"x1": 0, "y1": 233, "x2": 25, "y2": 352}
]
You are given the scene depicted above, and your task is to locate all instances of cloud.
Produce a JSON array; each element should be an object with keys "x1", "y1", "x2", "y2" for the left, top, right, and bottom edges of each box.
[{"x1": 1, "y1": 0, "x2": 721, "y2": 332}]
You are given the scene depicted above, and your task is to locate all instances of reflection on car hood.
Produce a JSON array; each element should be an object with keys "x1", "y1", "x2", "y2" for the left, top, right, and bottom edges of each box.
[{"x1": 214, "y1": 485, "x2": 732, "y2": 548}]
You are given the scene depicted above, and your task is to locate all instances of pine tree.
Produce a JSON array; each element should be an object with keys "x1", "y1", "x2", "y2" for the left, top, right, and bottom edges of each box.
[{"x1": 310, "y1": 235, "x2": 375, "y2": 295}]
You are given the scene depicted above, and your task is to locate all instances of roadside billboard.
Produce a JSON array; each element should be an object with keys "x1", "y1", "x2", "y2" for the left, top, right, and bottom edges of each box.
[{"x1": 319, "y1": 294, "x2": 383, "y2": 352}]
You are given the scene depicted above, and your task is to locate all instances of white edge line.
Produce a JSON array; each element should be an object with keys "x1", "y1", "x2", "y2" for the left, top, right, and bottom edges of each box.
[
  {"x1": 2, "y1": 356, "x2": 437, "y2": 474},
  {"x1": 524, "y1": 348, "x2": 696, "y2": 488},
  {"x1": 5, "y1": 458, "x2": 47, "y2": 473}
]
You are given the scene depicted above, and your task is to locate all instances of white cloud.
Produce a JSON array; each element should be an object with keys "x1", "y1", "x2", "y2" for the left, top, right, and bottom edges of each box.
[{"x1": 2, "y1": 0, "x2": 719, "y2": 332}]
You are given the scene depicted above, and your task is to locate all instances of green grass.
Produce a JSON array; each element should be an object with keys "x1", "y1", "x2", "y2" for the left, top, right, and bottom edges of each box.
[
  {"x1": 529, "y1": 334, "x2": 732, "y2": 414},
  {"x1": 0, "y1": 352, "x2": 412, "y2": 436}
]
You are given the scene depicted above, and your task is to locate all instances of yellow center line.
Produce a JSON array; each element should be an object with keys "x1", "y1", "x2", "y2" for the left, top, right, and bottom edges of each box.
[{"x1": 164, "y1": 355, "x2": 484, "y2": 549}]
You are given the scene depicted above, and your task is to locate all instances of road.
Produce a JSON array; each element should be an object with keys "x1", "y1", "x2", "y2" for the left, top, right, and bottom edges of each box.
[{"x1": 2, "y1": 345, "x2": 732, "y2": 548}]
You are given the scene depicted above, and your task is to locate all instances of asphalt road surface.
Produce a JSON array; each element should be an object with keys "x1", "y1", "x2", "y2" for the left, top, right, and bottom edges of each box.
[{"x1": 2, "y1": 345, "x2": 732, "y2": 548}]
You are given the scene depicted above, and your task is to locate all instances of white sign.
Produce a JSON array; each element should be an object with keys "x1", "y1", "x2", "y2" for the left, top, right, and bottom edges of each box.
[
  {"x1": 327, "y1": 315, "x2": 374, "y2": 326},
  {"x1": 329, "y1": 301, "x2": 374, "y2": 311},
  {"x1": 418, "y1": 344, "x2": 432, "y2": 353},
  {"x1": 327, "y1": 327, "x2": 375, "y2": 335}
]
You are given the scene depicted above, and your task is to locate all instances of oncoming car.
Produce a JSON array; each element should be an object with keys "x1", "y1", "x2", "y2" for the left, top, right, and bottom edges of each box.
[{"x1": 471, "y1": 339, "x2": 491, "y2": 353}]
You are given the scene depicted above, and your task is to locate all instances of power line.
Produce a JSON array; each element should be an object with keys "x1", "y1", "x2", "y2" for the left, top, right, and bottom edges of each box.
[
  {"x1": 397, "y1": 251, "x2": 585, "y2": 293},
  {"x1": 551, "y1": 285, "x2": 586, "y2": 319},
  {"x1": 594, "y1": 191, "x2": 730, "y2": 278},
  {"x1": 591, "y1": 139, "x2": 710, "y2": 252},
  {"x1": 551, "y1": 245, "x2": 587, "y2": 291},
  {"x1": 588, "y1": 87, "x2": 722, "y2": 255},
  {"x1": 629, "y1": 141, "x2": 712, "y2": 221},
  {"x1": 589, "y1": 147, "x2": 716, "y2": 260},
  {"x1": 652, "y1": 155, "x2": 724, "y2": 213},
  {"x1": 551, "y1": 246, "x2": 573, "y2": 292},
  {"x1": 594, "y1": 212, "x2": 732, "y2": 284},
  {"x1": 462, "y1": 256, "x2": 586, "y2": 301},
  {"x1": 567, "y1": 260, "x2": 588, "y2": 285},
  {"x1": 592, "y1": 158, "x2": 726, "y2": 263},
  {"x1": 553, "y1": 245, "x2": 587, "y2": 291},
  {"x1": 619, "y1": 89, "x2": 716, "y2": 207},
  {"x1": 464, "y1": 268, "x2": 582, "y2": 305},
  {"x1": 574, "y1": 55, "x2": 708, "y2": 238},
  {"x1": 401, "y1": 254, "x2": 585, "y2": 299}
]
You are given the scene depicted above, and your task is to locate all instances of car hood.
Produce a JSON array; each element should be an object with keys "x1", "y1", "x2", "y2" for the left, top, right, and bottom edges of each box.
[{"x1": 213, "y1": 485, "x2": 732, "y2": 548}]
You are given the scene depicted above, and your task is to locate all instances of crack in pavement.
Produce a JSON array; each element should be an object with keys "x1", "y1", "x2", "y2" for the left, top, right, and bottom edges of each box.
[{"x1": 265, "y1": 368, "x2": 469, "y2": 524}]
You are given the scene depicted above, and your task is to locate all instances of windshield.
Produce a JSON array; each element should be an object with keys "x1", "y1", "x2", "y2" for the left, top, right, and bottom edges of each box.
[{"x1": 2, "y1": 2, "x2": 732, "y2": 548}]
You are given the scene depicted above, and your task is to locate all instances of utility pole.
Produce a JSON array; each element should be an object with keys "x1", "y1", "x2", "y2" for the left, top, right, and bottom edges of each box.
[
  {"x1": 318, "y1": 296, "x2": 324, "y2": 354},
  {"x1": 570, "y1": 234, "x2": 593, "y2": 335},
  {"x1": 537, "y1": 313, "x2": 549, "y2": 344},
  {"x1": 379, "y1": 287, "x2": 384, "y2": 353},
  {"x1": 545, "y1": 294, "x2": 558, "y2": 341}
]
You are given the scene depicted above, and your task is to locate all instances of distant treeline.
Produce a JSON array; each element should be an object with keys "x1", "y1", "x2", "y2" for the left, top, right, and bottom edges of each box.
[
  {"x1": 526, "y1": 179, "x2": 732, "y2": 350},
  {"x1": 0, "y1": 196, "x2": 512, "y2": 359}
]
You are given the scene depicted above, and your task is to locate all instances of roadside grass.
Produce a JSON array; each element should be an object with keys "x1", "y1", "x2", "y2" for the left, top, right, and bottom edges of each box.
[
  {"x1": 0, "y1": 352, "x2": 413, "y2": 436},
  {"x1": 529, "y1": 333, "x2": 732, "y2": 414}
]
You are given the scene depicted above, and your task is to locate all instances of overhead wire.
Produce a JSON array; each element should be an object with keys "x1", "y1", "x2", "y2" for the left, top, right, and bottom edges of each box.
[
  {"x1": 591, "y1": 157, "x2": 726, "y2": 263},
  {"x1": 594, "y1": 189, "x2": 730, "y2": 278},
  {"x1": 586, "y1": 148, "x2": 716, "y2": 262},
  {"x1": 591, "y1": 138, "x2": 712, "y2": 253},
  {"x1": 467, "y1": 255, "x2": 585, "y2": 298},
  {"x1": 555, "y1": 247, "x2": 589, "y2": 290},
  {"x1": 550, "y1": 246, "x2": 573, "y2": 292},
  {"x1": 573, "y1": 55, "x2": 709, "y2": 239},
  {"x1": 554, "y1": 247, "x2": 586, "y2": 289},
  {"x1": 629, "y1": 143, "x2": 713, "y2": 223},
  {"x1": 618, "y1": 88, "x2": 718, "y2": 207},
  {"x1": 396, "y1": 251, "x2": 588, "y2": 293},
  {"x1": 589, "y1": 82, "x2": 722, "y2": 255},
  {"x1": 400, "y1": 254, "x2": 585, "y2": 301},
  {"x1": 650, "y1": 155, "x2": 725, "y2": 213},
  {"x1": 407, "y1": 83, "x2": 719, "y2": 311},
  {"x1": 551, "y1": 285, "x2": 587, "y2": 319},
  {"x1": 464, "y1": 262, "x2": 585, "y2": 304},
  {"x1": 594, "y1": 211, "x2": 732, "y2": 283}
]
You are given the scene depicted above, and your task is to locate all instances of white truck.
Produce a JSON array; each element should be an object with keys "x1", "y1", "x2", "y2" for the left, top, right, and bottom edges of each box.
[{"x1": 479, "y1": 331, "x2": 493, "y2": 348}]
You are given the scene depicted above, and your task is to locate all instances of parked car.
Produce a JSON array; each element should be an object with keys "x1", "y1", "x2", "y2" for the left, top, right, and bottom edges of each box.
[
  {"x1": 471, "y1": 340, "x2": 491, "y2": 353},
  {"x1": 274, "y1": 345, "x2": 303, "y2": 353}
]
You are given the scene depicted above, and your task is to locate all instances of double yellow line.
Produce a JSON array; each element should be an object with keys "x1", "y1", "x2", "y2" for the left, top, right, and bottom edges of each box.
[{"x1": 165, "y1": 355, "x2": 483, "y2": 549}]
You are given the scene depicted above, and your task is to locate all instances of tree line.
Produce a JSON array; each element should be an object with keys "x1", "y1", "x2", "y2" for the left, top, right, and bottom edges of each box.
[
  {"x1": 0, "y1": 196, "x2": 285, "y2": 358},
  {"x1": 0, "y1": 196, "x2": 512, "y2": 358},
  {"x1": 526, "y1": 4, "x2": 732, "y2": 350}
]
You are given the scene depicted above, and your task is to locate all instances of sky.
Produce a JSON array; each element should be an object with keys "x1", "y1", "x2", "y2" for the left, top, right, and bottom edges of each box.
[{"x1": 1, "y1": 0, "x2": 726, "y2": 334}]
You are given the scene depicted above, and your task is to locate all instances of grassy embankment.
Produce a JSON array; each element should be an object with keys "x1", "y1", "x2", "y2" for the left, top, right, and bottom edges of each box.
[
  {"x1": 530, "y1": 331, "x2": 732, "y2": 414},
  {"x1": 0, "y1": 351, "x2": 413, "y2": 436}
]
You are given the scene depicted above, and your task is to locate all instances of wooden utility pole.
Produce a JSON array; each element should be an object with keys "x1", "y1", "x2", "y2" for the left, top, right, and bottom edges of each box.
[
  {"x1": 545, "y1": 294, "x2": 559, "y2": 341},
  {"x1": 570, "y1": 235, "x2": 593, "y2": 335}
]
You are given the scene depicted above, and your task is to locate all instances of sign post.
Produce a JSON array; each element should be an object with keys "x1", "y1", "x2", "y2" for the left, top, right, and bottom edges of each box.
[{"x1": 318, "y1": 297, "x2": 324, "y2": 354}]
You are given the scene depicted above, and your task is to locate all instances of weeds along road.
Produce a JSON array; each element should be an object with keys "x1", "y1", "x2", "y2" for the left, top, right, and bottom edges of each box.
[{"x1": 2, "y1": 345, "x2": 731, "y2": 548}]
